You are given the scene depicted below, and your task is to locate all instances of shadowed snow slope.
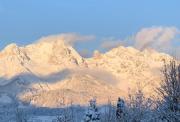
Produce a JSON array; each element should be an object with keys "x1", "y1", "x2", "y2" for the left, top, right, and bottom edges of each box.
[{"x1": 0, "y1": 39, "x2": 173, "y2": 107}]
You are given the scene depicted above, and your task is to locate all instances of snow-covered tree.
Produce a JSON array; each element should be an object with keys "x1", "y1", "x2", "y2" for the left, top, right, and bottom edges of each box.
[
  {"x1": 82, "y1": 99, "x2": 100, "y2": 122},
  {"x1": 56, "y1": 95, "x2": 74, "y2": 122},
  {"x1": 156, "y1": 60, "x2": 180, "y2": 121},
  {"x1": 116, "y1": 97, "x2": 125, "y2": 121},
  {"x1": 125, "y1": 83, "x2": 154, "y2": 122},
  {"x1": 103, "y1": 99, "x2": 116, "y2": 122},
  {"x1": 15, "y1": 108, "x2": 27, "y2": 122},
  {"x1": 56, "y1": 114, "x2": 70, "y2": 122},
  {"x1": 56, "y1": 105, "x2": 75, "y2": 122}
]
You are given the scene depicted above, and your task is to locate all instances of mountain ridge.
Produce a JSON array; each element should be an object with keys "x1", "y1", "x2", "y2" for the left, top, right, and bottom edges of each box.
[{"x1": 0, "y1": 39, "x2": 173, "y2": 107}]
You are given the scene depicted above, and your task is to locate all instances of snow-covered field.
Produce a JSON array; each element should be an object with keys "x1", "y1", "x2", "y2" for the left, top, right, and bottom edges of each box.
[
  {"x1": 28, "y1": 116, "x2": 57, "y2": 122},
  {"x1": 0, "y1": 94, "x2": 12, "y2": 104}
]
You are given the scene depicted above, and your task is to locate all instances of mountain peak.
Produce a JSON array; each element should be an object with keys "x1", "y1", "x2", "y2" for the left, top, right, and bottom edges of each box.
[
  {"x1": 0, "y1": 40, "x2": 175, "y2": 107},
  {"x1": 0, "y1": 43, "x2": 23, "y2": 56},
  {"x1": 35, "y1": 35, "x2": 69, "y2": 46},
  {"x1": 3, "y1": 43, "x2": 18, "y2": 52}
]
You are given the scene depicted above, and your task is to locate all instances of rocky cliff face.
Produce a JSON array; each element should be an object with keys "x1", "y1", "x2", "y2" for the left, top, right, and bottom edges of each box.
[{"x1": 0, "y1": 39, "x2": 173, "y2": 107}]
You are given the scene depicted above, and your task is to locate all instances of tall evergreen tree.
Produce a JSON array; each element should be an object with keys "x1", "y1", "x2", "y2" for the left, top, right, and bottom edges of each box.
[{"x1": 116, "y1": 97, "x2": 125, "y2": 121}]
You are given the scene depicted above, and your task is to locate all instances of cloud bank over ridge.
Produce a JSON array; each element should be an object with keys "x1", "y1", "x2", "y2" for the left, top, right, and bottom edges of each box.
[
  {"x1": 2, "y1": 26, "x2": 179, "y2": 57},
  {"x1": 134, "y1": 26, "x2": 180, "y2": 50},
  {"x1": 36, "y1": 33, "x2": 95, "y2": 46},
  {"x1": 100, "y1": 26, "x2": 180, "y2": 56}
]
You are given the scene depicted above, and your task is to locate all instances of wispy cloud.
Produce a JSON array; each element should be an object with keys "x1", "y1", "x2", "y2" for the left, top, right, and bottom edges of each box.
[
  {"x1": 100, "y1": 37, "x2": 123, "y2": 50},
  {"x1": 37, "y1": 33, "x2": 95, "y2": 46},
  {"x1": 99, "y1": 26, "x2": 180, "y2": 57},
  {"x1": 34, "y1": 27, "x2": 180, "y2": 57},
  {"x1": 134, "y1": 26, "x2": 180, "y2": 50}
]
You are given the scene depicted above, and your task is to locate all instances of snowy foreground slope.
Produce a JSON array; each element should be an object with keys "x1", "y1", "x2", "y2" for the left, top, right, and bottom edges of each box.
[{"x1": 0, "y1": 38, "x2": 172, "y2": 108}]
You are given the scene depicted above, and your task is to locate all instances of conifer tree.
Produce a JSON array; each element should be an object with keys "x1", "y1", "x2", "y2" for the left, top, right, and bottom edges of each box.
[
  {"x1": 83, "y1": 99, "x2": 100, "y2": 122},
  {"x1": 116, "y1": 97, "x2": 125, "y2": 121}
]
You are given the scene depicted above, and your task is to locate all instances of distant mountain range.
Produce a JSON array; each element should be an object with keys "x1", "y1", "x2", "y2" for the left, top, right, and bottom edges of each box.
[{"x1": 0, "y1": 39, "x2": 172, "y2": 107}]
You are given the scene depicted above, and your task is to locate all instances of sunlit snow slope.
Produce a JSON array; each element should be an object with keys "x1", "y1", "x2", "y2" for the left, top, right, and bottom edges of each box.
[{"x1": 0, "y1": 38, "x2": 173, "y2": 107}]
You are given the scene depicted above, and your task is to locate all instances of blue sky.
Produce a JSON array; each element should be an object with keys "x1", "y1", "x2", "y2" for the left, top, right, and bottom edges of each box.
[{"x1": 0, "y1": 0, "x2": 180, "y2": 55}]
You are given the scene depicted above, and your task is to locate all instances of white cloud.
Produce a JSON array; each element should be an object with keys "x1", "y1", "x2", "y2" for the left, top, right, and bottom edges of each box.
[
  {"x1": 99, "y1": 26, "x2": 180, "y2": 57},
  {"x1": 100, "y1": 38, "x2": 123, "y2": 50},
  {"x1": 34, "y1": 27, "x2": 180, "y2": 57},
  {"x1": 134, "y1": 26, "x2": 179, "y2": 50},
  {"x1": 37, "y1": 33, "x2": 95, "y2": 46}
]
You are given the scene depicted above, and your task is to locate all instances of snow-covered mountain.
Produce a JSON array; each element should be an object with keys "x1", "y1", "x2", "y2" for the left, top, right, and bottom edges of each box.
[{"x1": 0, "y1": 39, "x2": 172, "y2": 107}]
